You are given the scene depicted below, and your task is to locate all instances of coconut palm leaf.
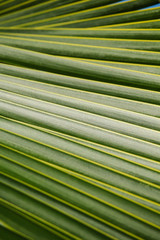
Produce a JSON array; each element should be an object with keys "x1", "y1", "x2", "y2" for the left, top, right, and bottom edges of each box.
[{"x1": 0, "y1": 1, "x2": 160, "y2": 240}]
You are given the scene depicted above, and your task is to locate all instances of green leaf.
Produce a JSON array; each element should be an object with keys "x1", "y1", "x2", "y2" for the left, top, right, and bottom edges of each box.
[
  {"x1": 1, "y1": 1, "x2": 160, "y2": 239},
  {"x1": 16, "y1": 0, "x2": 159, "y2": 28},
  {"x1": 48, "y1": 7, "x2": 160, "y2": 28},
  {"x1": 0, "y1": 28, "x2": 160, "y2": 40},
  {"x1": 1, "y1": 37, "x2": 160, "y2": 66}
]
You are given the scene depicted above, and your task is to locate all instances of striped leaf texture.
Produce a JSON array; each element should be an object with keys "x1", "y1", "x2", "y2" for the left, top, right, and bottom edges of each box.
[{"x1": 0, "y1": 0, "x2": 160, "y2": 240}]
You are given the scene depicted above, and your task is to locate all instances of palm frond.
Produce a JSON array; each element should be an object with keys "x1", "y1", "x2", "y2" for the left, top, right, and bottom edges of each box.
[{"x1": 0, "y1": 1, "x2": 160, "y2": 239}]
